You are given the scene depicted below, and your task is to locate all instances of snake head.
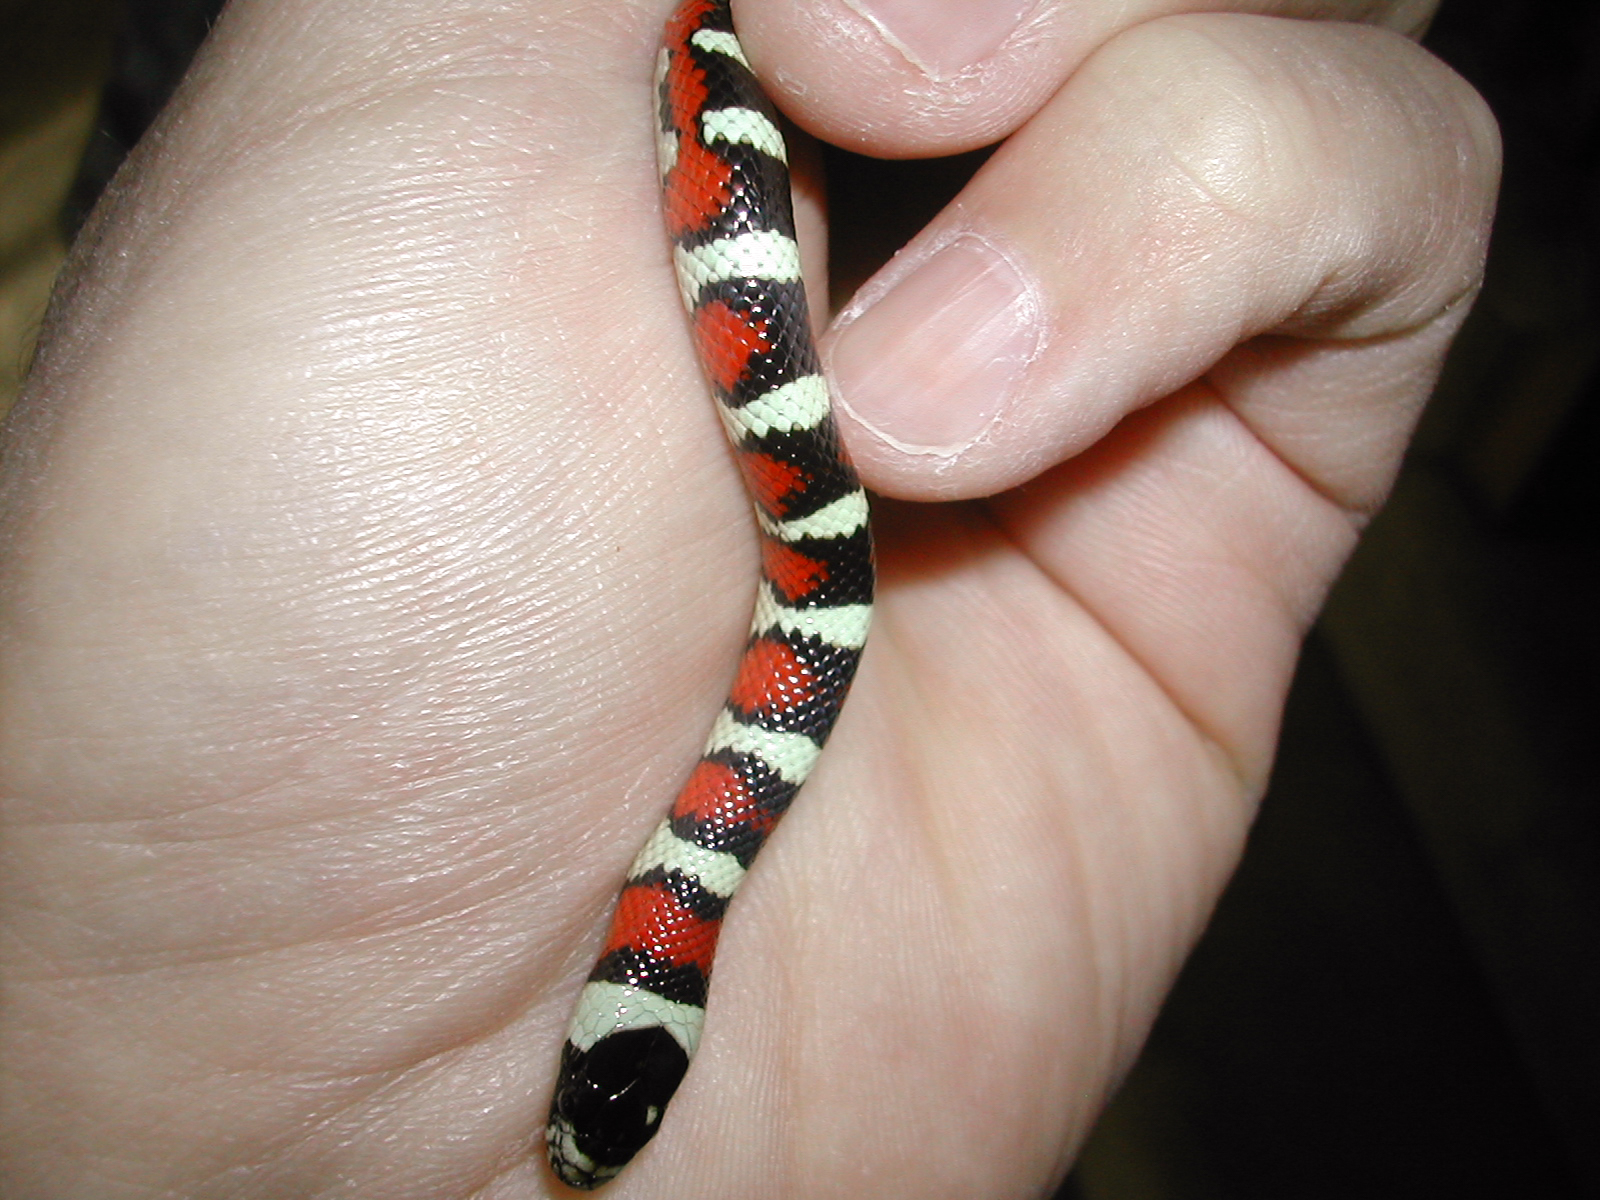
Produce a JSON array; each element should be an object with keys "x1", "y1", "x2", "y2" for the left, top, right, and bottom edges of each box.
[{"x1": 546, "y1": 1026, "x2": 691, "y2": 1189}]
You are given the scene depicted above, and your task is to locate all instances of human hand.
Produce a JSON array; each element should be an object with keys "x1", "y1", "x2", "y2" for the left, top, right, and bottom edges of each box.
[{"x1": 0, "y1": 0, "x2": 1495, "y2": 1196}]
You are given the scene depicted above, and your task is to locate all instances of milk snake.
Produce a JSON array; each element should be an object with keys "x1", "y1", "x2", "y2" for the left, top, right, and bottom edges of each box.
[{"x1": 545, "y1": 0, "x2": 874, "y2": 1187}]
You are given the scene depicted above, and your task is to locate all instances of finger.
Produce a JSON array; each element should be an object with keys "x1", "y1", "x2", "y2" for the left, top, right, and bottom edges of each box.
[
  {"x1": 738, "y1": 0, "x2": 1440, "y2": 155},
  {"x1": 822, "y1": 16, "x2": 1496, "y2": 773},
  {"x1": 824, "y1": 16, "x2": 1498, "y2": 504}
]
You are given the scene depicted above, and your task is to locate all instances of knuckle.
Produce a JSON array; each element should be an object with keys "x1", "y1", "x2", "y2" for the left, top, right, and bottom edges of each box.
[
  {"x1": 1092, "y1": 19, "x2": 1323, "y2": 230},
  {"x1": 1087, "y1": 16, "x2": 1499, "y2": 334}
]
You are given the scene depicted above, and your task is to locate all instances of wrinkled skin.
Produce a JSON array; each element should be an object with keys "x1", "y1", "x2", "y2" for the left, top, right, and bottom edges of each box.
[{"x1": 0, "y1": 0, "x2": 1496, "y2": 1196}]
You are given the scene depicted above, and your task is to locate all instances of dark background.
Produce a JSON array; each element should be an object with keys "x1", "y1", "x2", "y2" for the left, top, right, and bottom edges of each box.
[{"x1": 2, "y1": 0, "x2": 1595, "y2": 1195}]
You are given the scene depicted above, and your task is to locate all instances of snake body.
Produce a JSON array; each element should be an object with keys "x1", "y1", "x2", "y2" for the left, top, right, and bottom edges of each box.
[{"x1": 545, "y1": 0, "x2": 874, "y2": 1187}]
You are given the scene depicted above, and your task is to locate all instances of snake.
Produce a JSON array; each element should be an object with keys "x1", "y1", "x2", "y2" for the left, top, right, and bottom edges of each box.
[{"x1": 545, "y1": 0, "x2": 875, "y2": 1187}]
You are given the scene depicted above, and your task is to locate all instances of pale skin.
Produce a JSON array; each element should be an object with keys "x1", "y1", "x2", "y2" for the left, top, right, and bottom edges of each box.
[{"x1": 0, "y1": 0, "x2": 1496, "y2": 1195}]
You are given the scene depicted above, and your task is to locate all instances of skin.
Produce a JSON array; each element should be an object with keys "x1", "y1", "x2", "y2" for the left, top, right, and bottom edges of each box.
[{"x1": 0, "y1": 0, "x2": 1496, "y2": 1197}]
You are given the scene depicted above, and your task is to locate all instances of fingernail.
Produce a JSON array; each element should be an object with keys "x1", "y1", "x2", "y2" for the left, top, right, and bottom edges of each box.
[
  {"x1": 827, "y1": 234, "x2": 1041, "y2": 454},
  {"x1": 844, "y1": 0, "x2": 1035, "y2": 77}
]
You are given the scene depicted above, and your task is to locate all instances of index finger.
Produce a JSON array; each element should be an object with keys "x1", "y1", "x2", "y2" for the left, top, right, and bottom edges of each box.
[{"x1": 737, "y1": 0, "x2": 1441, "y2": 154}]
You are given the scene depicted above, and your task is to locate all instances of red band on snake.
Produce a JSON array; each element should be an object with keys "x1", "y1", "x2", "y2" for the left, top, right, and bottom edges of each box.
[{"x1": 545, "y1": 0, "x2": 874, "y2": 1187}]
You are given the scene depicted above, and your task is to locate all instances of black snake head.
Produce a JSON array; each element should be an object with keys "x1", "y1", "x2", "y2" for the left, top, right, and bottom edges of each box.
[{"x1": 546, "y1": 1026, "x2": 691, "y2": 1189}]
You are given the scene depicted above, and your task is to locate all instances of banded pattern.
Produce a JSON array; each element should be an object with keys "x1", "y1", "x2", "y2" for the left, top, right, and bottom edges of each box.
[{"x1": 545, "y1": 0, "x2": 874, "y2": 1189}]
